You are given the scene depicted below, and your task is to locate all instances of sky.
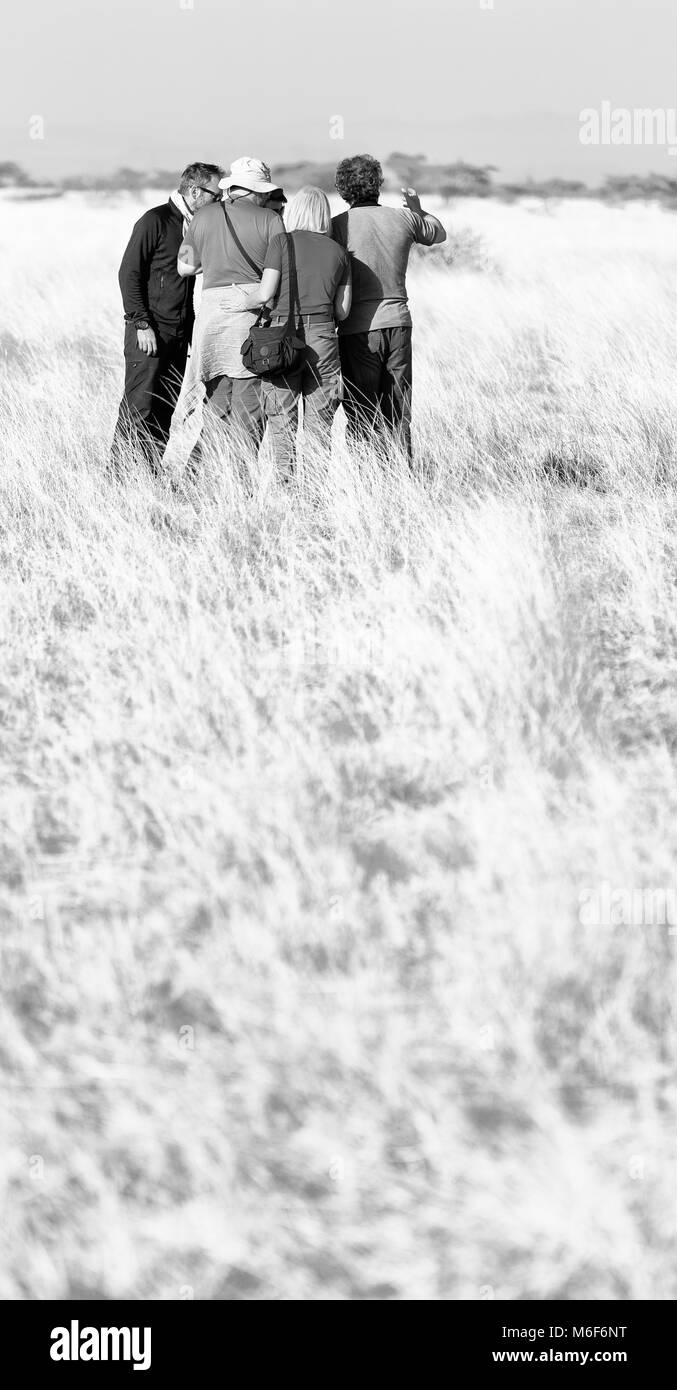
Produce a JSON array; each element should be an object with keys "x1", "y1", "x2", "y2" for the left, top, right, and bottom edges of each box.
[{"x1": 4, "y1": 0, "x2": 677, "y2": 184}]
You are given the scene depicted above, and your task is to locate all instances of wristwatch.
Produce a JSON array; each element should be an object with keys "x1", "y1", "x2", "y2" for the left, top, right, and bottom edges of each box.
[{"x1": 136, "y1": 320, "x2": 151, "y2": 331}]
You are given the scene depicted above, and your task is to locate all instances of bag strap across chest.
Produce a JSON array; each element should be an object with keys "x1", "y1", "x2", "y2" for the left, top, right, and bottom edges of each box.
[
  {"x1": 222, "y1": 201, "x2": 264, "y2": 279},
  {"x1": 223, "y1": 201, "x2": 301, "y2": 331}
]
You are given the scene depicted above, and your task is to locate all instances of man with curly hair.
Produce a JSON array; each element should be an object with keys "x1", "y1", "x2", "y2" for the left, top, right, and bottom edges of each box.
[{"x1": 332, "y1": 154, "x2": 446, "y2": 462}]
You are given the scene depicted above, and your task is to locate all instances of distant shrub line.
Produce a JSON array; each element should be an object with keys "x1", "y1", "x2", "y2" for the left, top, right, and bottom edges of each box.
[{"x1": 4, "y1": 155, "x2": 677, "y2": 205}]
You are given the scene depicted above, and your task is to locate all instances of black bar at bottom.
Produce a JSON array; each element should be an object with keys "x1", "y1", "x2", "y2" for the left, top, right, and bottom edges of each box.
[{"x1": 0, "y1": 1299, "x2": 669, "y2": 1375}]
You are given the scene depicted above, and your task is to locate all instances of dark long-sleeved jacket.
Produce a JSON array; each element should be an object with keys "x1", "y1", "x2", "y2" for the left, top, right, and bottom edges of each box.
[{"x1": 118, "y1": 199, "x2": 194, "y2": 336}]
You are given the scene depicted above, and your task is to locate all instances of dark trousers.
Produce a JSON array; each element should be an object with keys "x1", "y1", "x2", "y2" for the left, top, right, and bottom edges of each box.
[
  {"x1": 339, "y1": 326, "x2": 413, "y2": 461},
  {"x1": 111, "y1": 322, "x2": 189, "y2": 473},
  {"x1": 188, "y1": 374, "x2": 265, "y2": 473}
]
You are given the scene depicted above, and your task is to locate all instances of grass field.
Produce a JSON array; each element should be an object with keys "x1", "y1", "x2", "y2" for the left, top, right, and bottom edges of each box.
[{"x1": 1, "y1": 191, "x2": 677, "y2": 1300}]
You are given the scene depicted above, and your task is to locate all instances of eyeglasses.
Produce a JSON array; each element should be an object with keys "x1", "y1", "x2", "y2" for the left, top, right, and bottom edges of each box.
[{"x1": 195, "y1": 186, "x2": 222, "y2": 201}]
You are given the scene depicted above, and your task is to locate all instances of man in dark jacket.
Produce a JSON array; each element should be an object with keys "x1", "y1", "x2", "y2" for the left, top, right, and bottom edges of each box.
[{"x1": 110, "y1": 161, "x2": 223, "y2": 474}]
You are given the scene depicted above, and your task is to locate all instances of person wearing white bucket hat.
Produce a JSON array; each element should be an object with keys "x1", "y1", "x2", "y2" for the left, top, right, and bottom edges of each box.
[
  {"x1": 177, "y1": 157, "x2": 283, "y2": 469},
  {"x1": 219, "y1": 156, "x2": 283, "y2": 197}
]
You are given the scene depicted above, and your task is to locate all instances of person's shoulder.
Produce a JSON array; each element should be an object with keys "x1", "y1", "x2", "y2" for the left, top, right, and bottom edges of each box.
[
  {"x1": 254, "y1": 204, "x2": 281, "y2": 228},
  {"x1": 380, "y1": 205, "x2": 425, "y2": 240},
  {"x1": 194, "y1": 202, "x2": 220, "y2": 225},
  {"x1": 331, "y1": 210, "x2": 348, "y2": 234},
  {"x1": 381, "y1": 204, "x2": 412, "y2": 222},
  {"x1": 363, "y1": 203, "x2": 407, "y2": 220},
  {"x1": 397, "y1": 206, "x2": 426, "y2": 230},
  {"x1": 346, "y1": 204, "x2": 396, "y2": 229},
  {"x1": 189, "y1": 202, "x2": 220, "y2": 237},
  {"x1": 134, "y1": 202, "x2": 167, "y2": 230},
  {"x1": 248, "y1": 205, "x2": 282, "y2": 241},
  {"x1": 326, "y1": 235, "x2": 349, "y2": 264}
]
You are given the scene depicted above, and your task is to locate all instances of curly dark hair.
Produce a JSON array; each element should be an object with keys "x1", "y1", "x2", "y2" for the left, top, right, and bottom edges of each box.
[{"x1": 335, "y1": 154, "x2": 384, "y2": 206}]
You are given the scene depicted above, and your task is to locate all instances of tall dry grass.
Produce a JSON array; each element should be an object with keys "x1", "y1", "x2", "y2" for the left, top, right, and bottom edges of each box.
[{"x1": 1, "y1": 193, "x2": 677, "y2": 1299}]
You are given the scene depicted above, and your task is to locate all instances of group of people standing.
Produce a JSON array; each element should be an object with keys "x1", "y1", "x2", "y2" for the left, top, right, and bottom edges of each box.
[{"x1": 111, "y1": 154, "x2": 447, "y2": 478}]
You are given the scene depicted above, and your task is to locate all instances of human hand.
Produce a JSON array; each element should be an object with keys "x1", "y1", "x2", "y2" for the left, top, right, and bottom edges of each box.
[
  {"x1": 401, "y1": 187, "x2": 423, "y2": 215},
  {"x1": 136, "y1": 327, "x2": 158, "y2": 356}
]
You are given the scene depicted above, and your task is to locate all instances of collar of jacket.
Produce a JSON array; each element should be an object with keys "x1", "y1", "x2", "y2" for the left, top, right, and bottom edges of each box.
[{"x1": 169, "y1": 190, "x2": 193, "y2": 224}]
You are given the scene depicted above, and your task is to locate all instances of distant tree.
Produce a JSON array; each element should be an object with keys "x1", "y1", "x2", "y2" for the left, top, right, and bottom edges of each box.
[
  {"x1": 437, "y1": 162, "x2": 497, "y2": 198},
  {"x1": 59, "y1": 167, "x2": 177, "y2": 192},
  {"x1": 274, "y1": 161, "x2": 337, "y2": 192},
  {"x1": 538, "y1": 178, "x2": 587, "y2": 198},
  {"x1": 386, "y1": 153, "x2": 496, "y2": 197},
  {"x1": 0, "y1": 161, "x2": 34, "y2": 187},
  {"x1": 109, "y1": 166, "x2": 147, "y2": 190},
  {"x1": 600, "y1": 173, "x2": 677, "y2": 203},
  {"x1": 498, "y1": 177, "x2": 588, "y2": 201},
  {"x1": 387, "y1": 152, "x2": 430, "y2": 186},
  {"x1": 60, "y1": 173, "x2": 106, "y2": 190},
  {"x1": 10, "y1": 156, "x2": 677, "y2": 205},
  {"x1": 148, "y1": 169, "x2": 178, "y2": 188}
]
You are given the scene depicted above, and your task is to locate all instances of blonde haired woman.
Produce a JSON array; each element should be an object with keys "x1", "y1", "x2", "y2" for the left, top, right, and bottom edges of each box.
[{"x1": 241, "y1": 185, "x2": 351, "y2": 477}]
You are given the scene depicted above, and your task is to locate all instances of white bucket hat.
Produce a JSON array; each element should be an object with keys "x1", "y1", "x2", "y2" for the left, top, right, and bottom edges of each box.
[{"x1": 219, "y1": 156, "x2": 281, "y2": 194}]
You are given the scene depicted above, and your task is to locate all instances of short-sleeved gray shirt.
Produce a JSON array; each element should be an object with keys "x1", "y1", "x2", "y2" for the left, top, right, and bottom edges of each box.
[{"x1": 331, "y1": 204, "x2": 439, "y2": 334}]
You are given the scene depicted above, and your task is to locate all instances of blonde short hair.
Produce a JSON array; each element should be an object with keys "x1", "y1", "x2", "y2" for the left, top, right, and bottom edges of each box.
[{"x1": 284, "y1": 185, "x2": 332, "y2": 234}]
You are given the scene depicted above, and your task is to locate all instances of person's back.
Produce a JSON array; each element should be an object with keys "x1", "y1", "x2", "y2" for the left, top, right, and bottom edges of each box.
[
  {"x1": 331, "y1": 154, "x2": 446, "y2": 462},
  {"x1": 183, "y1": 197, "x2": 281, "y2": 288},
  {"x1": 331, "y1": 203, "x2": 438, "y2": 334},
  {"x1": 267, "y1": 228, "x2": 350, "y2": 319}
]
